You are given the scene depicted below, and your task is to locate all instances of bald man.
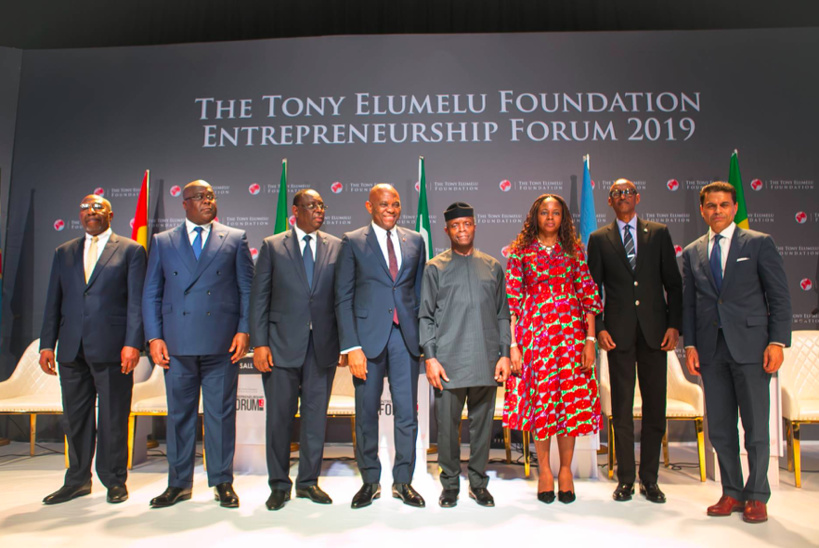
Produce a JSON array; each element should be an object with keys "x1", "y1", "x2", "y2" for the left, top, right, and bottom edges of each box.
[
  {"x1": 143, "y1": 180, "x2": 254, "y2": 509},
  {"x1": 40, "y1": 194, "x2": 146, "y2": 504}
]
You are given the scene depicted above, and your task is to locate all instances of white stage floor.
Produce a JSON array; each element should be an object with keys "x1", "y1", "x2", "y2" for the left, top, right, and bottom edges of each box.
[{"x1": 1, "y1": 441, "x2": 817, "y2": 548}]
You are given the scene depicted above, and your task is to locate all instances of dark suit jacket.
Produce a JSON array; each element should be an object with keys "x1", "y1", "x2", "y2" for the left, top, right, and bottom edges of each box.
[
  {"x1": 682, "y1": 226, "x2": 792, "y2": 363},
  {"x1": 40, "y1": 233, "x2": 147, "y2": 363},
  {"x1": 587, "y1": 218, "x2": 682, "y2": 349},
  {"x1": 249, "y1": 228, "x2": 342, "y2": 368},
  {"x1": 142, "y1": 222, "x2": 254, "y2": 356},
  {"x1": 335, "y1": 224, "x2": 426, "y2": 359}
]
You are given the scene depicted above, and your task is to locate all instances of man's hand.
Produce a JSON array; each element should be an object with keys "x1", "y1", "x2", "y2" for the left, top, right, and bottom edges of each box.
[
  {"x1": 347, "y1": 348, "x2": 368, "y2": 380},
  {"x1": 149, "y1": 339, "x2": 170, "y2": 369},
  {"x1": 580, "y1": 340, "x2": 596, "y2": 371},
  {"x1": 660, "y1": 328, "x2": 680, "y2": 351},
  {"x1": 425, "y1": 358, "x2": 450, "y2": 390},
  {"x1": 253, "y1": 346, "x2": 274, "y2": 373},
  {"x1": 510, "y1": 346, "x2": 522, "y2": 376},
  {"x1": 120, "y1": 346, "x2": 140, "y2": 374},
  {"x1": 338, "y1": 354, "x2": 348, "y2": 367},
  {"x1": 39, "y1": 350, "x2": 57, "y2": 376},
  {"x1": 685, "y1": 347, "x2": 700, "y2": 376},
  {"x1": 597, "y1": 330, "x2": 616, "y2": 351},
  {"x1": 763, "y1": 344, "x2": 785, "y2": 374},
  {"x1": 494, "y1": 357, "x2": 511, "y2": 383},
  {"x1": 229, "y1": 333, "x2": 250, "y2": 363}
]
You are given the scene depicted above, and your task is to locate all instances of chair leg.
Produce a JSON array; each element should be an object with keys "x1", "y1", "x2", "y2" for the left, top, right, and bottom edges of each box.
[
  {"x1": 503, "y1": 427, "x2": 511, "y2": 464},
  {"x1": 30, "y1": 414, "x2": 36, "y2": 457},
  {"x1": 64, "y1": 436, "x2": 69, "y2": 469},
  {"x1": 608, "y1": 416, "x2": 615, "y2": 480},
  {"x1": 786, "y1": 420, "x2": 794, "y2": 472},
  {"x1": 523, "y1": 430, "x2": 531, "y2": 478},
  {"x1": 662, "y1": 428, "x2": 670, "y2": 468},
  {"x1": 127, "y1": 414, "x2": 136, "y2": 470},
  {"x1": 201, "y1": 418, "x2": 207, "y2": 472},
  {"x1": 350, "y1": 417, "x2": 356, "y2": 449},
  {"x1": 793, "y1": 422, "x2": 802, "y2": 488},
  {"x1": 695, "y1": 418, "x2": 706, "y2": 482}
]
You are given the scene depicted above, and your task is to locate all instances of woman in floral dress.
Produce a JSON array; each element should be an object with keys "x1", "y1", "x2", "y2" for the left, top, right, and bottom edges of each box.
[{"x1": 503, "y1": 194, "x2": 602, "y2": 504}]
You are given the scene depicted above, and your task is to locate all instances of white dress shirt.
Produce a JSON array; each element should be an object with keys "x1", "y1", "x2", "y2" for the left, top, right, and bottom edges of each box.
[
  {"x1": 84, "y1": 227, "x2": 112, "y2": 264},
  {"x1": 185, "y1": 218, "x2": 212, "y2": 247},
  {"x1": 616, "y1": 216, "x2": 639, "y2": 255},
  {"x1": 293, "y1": 225, "x2": 317, "y2": 261},
  {"x1": 707, "y1": 221, "x2": 736, "y2": 276},
  {"x1": 370, "y1": 222, "x2": 402, "y2": 270}
]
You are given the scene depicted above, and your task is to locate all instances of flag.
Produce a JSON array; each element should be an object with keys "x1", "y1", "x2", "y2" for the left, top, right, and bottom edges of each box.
[
  {"x1": 415, "y1": 156, "x2": 433, "y2": 260},
  {"x1": 579, "y1": 154, "x2": 597, "y2": 247},
  {"x1": 274, "y1": 158, "x2": 289, "y2": 234},
  {"x1": 729, "y1": 150, "x2": 750, "y2": 229},
  {"x1": 131, "y1": 170, "x2": 149, "y2": 249}
]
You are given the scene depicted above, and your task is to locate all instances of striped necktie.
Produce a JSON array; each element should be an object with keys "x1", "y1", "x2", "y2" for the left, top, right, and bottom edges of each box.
[{"x1": 623, "y1": 224, "x2": 636, "y2": 271}]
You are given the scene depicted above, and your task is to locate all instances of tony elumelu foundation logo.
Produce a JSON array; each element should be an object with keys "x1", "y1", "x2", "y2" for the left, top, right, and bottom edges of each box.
[
  {"x1": 800, "y1": 278, "x2": 813, "y2": 291},
  {"x1": 795, "y1": 211, "x2": 808, "y2": 224},
  {"x1": 331, "y1": 181, "x2": 343, "y2": 194},
  {"x1": 499, "y1": 180, "x2": 512, "y2": 192},
  {"x1": 170, "y1": 185, "x2": 182, "y2": 197},
  {"x1": 53, "y1": 219, "x2": 65, "y2": 231},
  {"x1": 93, "y1": 187, "x2": 105, "y2": 196},
  {"x1": 666, "y1": 179, "x2": 680, "y2": 191},
  {"x1": 750, "y1": 179, "x2": 763, "y2": 191},
  {"x1": 248, "y1": 183, "x2": 261, "y2": 195}
]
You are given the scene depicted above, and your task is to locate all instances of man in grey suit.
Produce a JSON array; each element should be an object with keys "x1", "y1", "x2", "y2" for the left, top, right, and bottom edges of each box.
[
  {"x1": 250, "y1": 189, "x2": 343, "y2": 511},
  {"x1": 420, "y1": 202, "x2": 511, "y2": 508},
  {"x1": 335, "y1": 183, "x2": 427, "y2": 509},
  {"x1": 682, "y1": 181, "x2": 791, "y2": 524},
  {"x1": 39, "y1": 194, "x2": 146, "y2": 505}
]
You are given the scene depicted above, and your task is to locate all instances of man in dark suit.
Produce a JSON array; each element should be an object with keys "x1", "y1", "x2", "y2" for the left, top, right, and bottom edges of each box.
[
  {"x1": 683, "y1": 181, "x2": 791, "y2": 524},
  {"x1": 143, "y1": 180, "x2": 254, "y2": 509},
  {"x1": 335, "y1": 183, "x2": 427, "y2": 509},
  {"x1": 250, "y1": 188, "x2": 343, "y2": 511},
  {"x1": 39, "y1": 194, "x2": 146, "y2": 505},
  {"x1": 587, "y1": 178, "x2": 682, "y2": 504}
]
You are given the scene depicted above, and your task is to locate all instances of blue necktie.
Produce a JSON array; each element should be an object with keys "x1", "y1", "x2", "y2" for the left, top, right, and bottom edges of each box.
[
  {"x1": 303, "y1": 234, "x2": 314, "y2": 288},
  {"x1": 710, "y1": 233, "x2": 722, "y2": 292},
  {"x1": 623, "y1": 224, "x2": 636, "y2": 271},
  {"x1": 192, "y1": 226, "x2": 203, "y2": 260}
]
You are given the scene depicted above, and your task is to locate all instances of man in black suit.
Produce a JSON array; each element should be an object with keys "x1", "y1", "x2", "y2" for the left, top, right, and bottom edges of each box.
[
  {"x1": 683, "y1": 181, "x2": 791, "y2": 524},
  {"x1": 250, "y1": 189, "x2": 343, "y2": 511},
  {"x1": 39, "y1": 194, "x2": 146, "y2": 504},
  {"x1": 587, "y1": 178, "x2": 682, "y2": 504}
]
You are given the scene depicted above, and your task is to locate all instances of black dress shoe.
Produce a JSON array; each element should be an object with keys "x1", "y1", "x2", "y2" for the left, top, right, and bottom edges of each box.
[
  {"x1": 392, "y1": 483, "x2": 425, "y2": 508},
  {"x1": 107, "y1": 484, "x2": 128, "y2": 504},
  {"x1": 537, "y1": 491, "x2": 556, "y2": 504},
  {"x1": 265, "y1": 489, "x2": 290, "y2": 511},
  {"x1": 438, "y1": 489, "x2": 459, "y2": 508},
  {"x1": 557, "y1": 490, "x2": 576, "y2": 504},
  {"x1": 468, "y1": 487, "x2": 495, "y2": 507},
  {"x1": 214, "y1": 482, "x2": 239, "y2": 508},
  {"x1": 640, "y1": 482, "x2": 666, "y2": 504},
  {"x1": 296, "y1": 485, "x2": 332, "y2": 504},
  {"x1": 612, "y1": 482, "x2": 634, "y2": 502},
  {"x1": 351, "y1": 483, "x2": 381, "y2": 509},
  {"x1": 150, "y1": 487, "x2": 192, "y2": 508},
  {"x1": 43, "y1": 481, "x2": 92, "y2": 505}
]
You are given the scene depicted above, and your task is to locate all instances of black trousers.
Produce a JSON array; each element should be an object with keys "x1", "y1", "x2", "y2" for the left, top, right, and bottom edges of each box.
[
  {"x1": 58, "y1": 349, "x2": 133, "y2": 488},
  {"x1": 607, "y1": 324, "x2": 667, "y2": 484},
  {"x1": 262, "y1": 334, "x2": 336, "y2": 490}
]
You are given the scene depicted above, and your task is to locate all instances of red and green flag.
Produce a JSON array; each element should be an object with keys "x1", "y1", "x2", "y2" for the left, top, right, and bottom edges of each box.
[{"x1": 729, "y1": 150, "x2": 750, "y2": 229}]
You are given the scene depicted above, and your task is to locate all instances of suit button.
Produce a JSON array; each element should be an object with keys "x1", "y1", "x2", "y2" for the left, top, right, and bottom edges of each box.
[
  {"x1": 173, "y1": 271, "x2": 178, "y2": 276},
  {"x1": 207, "y1": 290, "x2": 211, "y2": 296},
  {"x1": 207, "y1": 312, "x2": 211, "y2": 316},
  {"x1": 389, "y1": 308, "x2": 393, "y2": 313},
  {"x1": 184, "y1": 290, "x2": 189, "y2": 295},
  {"x1": 634, "y1": 281, "x2": 639, "y2": 287},
  {"x1": 217, "y1": 270, "x2": 221, "y2": 275},
  {"x1": 182, "y1": 311, "x2": 188, "y2": 316},
  {"x1": 635, "y1": 300, "x2": 640, "y2": 306}
]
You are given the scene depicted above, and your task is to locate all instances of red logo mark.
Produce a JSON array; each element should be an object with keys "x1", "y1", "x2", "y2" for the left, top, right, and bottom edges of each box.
[
  {"x1": 248, "y1": 183, "x2": 260, "y2": 195},
  {"x1": 501, "y1": 245, "x2": 511, "y2": 258},
  {"x1": 289, "y1": 215, "x2": 296, "y2": 226},
  {"x1": 499, "y1": 180, "x2": 512, "y2": 192},
  {"x1": 674, "y1": 245, "x2": 683, "y2": 257},
  {"x1": 795, "y1": 211, "x2": 807, "y2": 224},
  {"x1": 93, "y1": 187, "x2": 105, "y2": 196},
  {"x1": 750, "y1": 179, "x2": 763, "y2": 191},
  {"x1": 53, "y1": 219, "x2": 65, "y2": 231},
  {"x1": 666, "y1": 179, "x2": 679, "y2": 191},
  {"x1": 331, "y1": 181, "x2": 343, "y2": 194},
  {"x1": 170, "y1": 185, "x2": 182, "y2": 197},
  {"x1": 414, "y1": 181, "x2": 421, "y2": 193},
  {"x1": 250, "y1": 248, "x2": 259, "y2": 259},
  {"x1": 590, "y1": 180, "x2": 596, "y2": 189},
  {"x1": 800, "y1": 278, "x2": 813, "y2": 291},
  {"x1": 129, "y1": 218, "x2": 135, "y2": 229}
]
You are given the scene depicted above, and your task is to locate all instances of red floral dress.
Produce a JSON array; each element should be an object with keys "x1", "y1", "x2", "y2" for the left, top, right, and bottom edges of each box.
[{"x1": 503, "y1": 241, "x2": 603, "y2": 439}]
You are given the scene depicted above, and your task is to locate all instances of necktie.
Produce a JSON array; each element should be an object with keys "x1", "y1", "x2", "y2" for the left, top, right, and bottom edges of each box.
[
  {"x1": 303, "y1": 234, "x2": 314, "y2": 288},
  {"x1": 192, "y1": 226, "x2": 203, "y2": 260},
  {"x1": 710, "y1": 233, "x2": 723, "y2": 292},
  {"x1": 84, "y1": 236, "x2": 99, "y2": 283},
  {"x1": 386, "y1": 230, "x2": 399, "y2": 324},
  {"x1": 623, "y1": 224, "x2": 636, "y2": 271}
]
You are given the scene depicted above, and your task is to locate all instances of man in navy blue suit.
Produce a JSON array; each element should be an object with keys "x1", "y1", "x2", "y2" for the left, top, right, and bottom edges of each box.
[
  {"x1": 143, "y1": 180, "x2": 254, "y2": 509},
  {"x1": 335, "y1": 183, "x2": 427, "y2": 509},
  {"x1": 40, "y1": 194, "x2": 146, "y2": 505}
]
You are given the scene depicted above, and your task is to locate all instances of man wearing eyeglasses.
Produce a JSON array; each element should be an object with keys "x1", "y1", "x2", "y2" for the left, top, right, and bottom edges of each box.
[
  {"x1": 249, "y1": 189, "x2": 343, "y2": 510},
  {"x1": 587, "y1": 178, "x2": 682, "y2": 504},
  {"x1": 143, "y1": 180, "x2": 254, "y2": 509},
  {"x1": 39, "y1": 194, "x2": 146, "y2": 505}
]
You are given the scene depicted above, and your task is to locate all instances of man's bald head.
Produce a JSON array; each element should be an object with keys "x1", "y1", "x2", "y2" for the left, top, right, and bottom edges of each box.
[{"x1": 366, "y1": 184, "x2": 401, "y2": 231}]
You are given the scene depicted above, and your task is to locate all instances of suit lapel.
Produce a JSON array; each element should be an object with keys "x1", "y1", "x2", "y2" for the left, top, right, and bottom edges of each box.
[
  {"x1": 604, "y1": 221, "x2": 632, "y2": 273},
  {"x1": 187, "y1": 222, "x2": 227, "y2": 289},
  {"x1": 284, "y1": 228, "x2": 311, "y2": 293},
  {"x1": 634, "y1": 218, "x2": 650, "y2": 275},
  {"x1": 695, "y1": 234, "x2": 718, "y2": 292},
  {"x1": 313, "y1": 230, "x2": 331, "y2": 292},
  {"x1": 86, "y1": 234, "x2": 120, "y2": 289},
  {"x1": 170, "y1": 224, "x2": 197, "y2": 274},
  {"x1": 72, "y1": 237, "x2": 86, "y2": 288},
  {"x1": 365, "y1": 226, "x2": 392, "y2": 279},
  {"x1": 721, "y1": 227, "x2": 745, "y2": 293}
]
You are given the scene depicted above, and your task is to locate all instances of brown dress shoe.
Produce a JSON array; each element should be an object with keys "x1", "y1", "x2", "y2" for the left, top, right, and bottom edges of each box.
[
  {"x1": 707, "y1": 495, "x2": 743, "y2": 516},
  {"x1": 743, "y1": 500, "x2": 768, "y2": 523}
]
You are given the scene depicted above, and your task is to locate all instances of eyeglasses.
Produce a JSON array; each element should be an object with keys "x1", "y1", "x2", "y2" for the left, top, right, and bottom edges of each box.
[
  {"x1": 184, "y1": 192, "x2": 216, "y2": 202},
  {"x1": 610, "y1": 188, "x2": 638, "y2": 198},
  {"x1": 299, "y1": 202, "x2": 327, "y2": 211},
  {"x1": 80, "y1": 203, "x2": 106, "y2": 211}
]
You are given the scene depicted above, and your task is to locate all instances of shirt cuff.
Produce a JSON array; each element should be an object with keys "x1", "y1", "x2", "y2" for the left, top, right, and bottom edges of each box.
[
  {"x1": 769, "y1": 342, "x2": 786, "y2": 347},
  {"x1": 422, "y1": 344, "x2": 436, "y2": 360},
  {"x1": 499, "y1": 344, "x2": 511, "y2": 359},
  {"x1": 341, "y1": 346, "x2": 362, "y2": 354}
]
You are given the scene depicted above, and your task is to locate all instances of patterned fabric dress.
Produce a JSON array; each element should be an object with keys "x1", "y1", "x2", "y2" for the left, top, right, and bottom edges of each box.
[{"x1": 503, "y1": 241, "x2": 603, "y2": 439}]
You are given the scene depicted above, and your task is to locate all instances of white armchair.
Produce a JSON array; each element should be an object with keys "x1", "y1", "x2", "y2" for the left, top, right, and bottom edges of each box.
[
  {"x1": 599, "y1": 350, "x2": 706, "y2": 481},
  {"x1": 326, "y1": 365, "x2": 357, "y2": 447},
  {"x1": 780, "y1": 330, "x2": 819, "y2": 488}
]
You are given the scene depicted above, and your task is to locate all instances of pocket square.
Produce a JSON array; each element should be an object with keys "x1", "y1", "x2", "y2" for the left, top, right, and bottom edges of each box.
[{"x1": 736, "y1": 257, "x2": 750, "y2": 262}]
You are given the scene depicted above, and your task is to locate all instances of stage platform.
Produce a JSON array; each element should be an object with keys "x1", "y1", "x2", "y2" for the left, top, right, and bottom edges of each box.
[{"x1": 1, "y1": 441, "x2": 816, "y2": 547}]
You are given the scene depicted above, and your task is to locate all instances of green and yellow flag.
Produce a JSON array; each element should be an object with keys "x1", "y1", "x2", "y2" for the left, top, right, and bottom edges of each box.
[
  {"x1": 729, "y1": 150, "x2": 750, "y2": 229},
  {"x1": 274, "y1": 158, "x2": 289, "y2": 234},
  {"x1": 415, "y1": 157, "x2": 433, "y2": 260}
]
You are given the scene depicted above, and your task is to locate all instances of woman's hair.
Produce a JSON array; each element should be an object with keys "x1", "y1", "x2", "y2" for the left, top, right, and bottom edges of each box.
[{"x1": 511, "y1": 193, "x2": 580, "y2": 257}]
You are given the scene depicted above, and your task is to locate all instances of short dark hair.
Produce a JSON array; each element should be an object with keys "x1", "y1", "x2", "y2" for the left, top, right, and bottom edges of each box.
[
  {"x1": 293, "y1": 188, "x2": 312, "y2": 206},
  {"x1": 700, "y1": 181, "x2": 736, "y2": 205}
]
